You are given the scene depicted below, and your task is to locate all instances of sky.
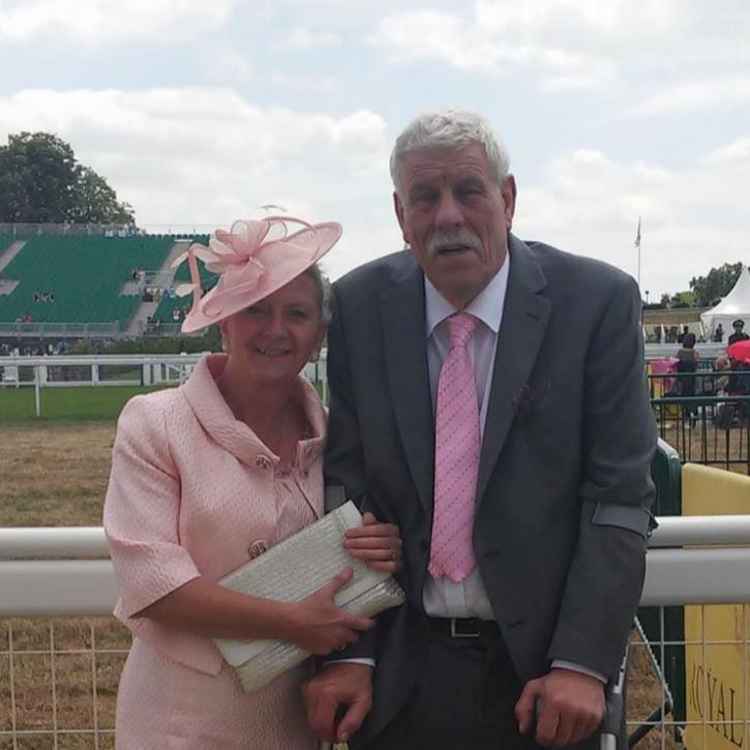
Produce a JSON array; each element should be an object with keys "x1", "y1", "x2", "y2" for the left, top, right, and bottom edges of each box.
[{"x1": 0, "y1": 0, "x2": 748, "y2": 299}]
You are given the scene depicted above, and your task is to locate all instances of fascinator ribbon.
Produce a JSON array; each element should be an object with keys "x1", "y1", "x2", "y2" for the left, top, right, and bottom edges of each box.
[{"x1": 171, "y1": 215, "x2": 313, "y2": 318}]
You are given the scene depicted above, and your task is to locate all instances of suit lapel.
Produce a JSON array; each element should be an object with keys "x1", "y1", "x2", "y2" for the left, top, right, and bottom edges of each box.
[
  {"x1": 380, "y1": 258, "x2": 435, "y2": 515},
  {"x1": 476, "y1": 235, "x2": 551, "y2": 504}
]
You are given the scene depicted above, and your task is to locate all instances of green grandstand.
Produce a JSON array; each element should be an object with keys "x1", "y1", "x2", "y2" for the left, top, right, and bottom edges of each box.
[{"x1": 0, "y1": 235, "x2": 174, "y2": 327}]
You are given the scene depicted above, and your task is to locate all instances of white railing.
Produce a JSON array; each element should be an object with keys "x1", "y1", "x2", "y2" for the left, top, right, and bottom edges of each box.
[
  {"x1": 3, "y1": 515, "x2": 749, "y2": 617},
  {"x1": 0, "y1": 353, "x2": 328, "y2": 415},
  {"x1": 0, "y1": 321, "x2": 123, "y2": 338},
  {"x1": 3, "y1": 515, "x2": 750, "y2": 748}
]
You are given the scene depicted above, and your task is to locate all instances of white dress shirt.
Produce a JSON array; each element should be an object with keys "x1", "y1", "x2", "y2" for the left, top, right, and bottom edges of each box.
[{"x1": 422, "y1": 257, "x2": 509, "y2": 620}]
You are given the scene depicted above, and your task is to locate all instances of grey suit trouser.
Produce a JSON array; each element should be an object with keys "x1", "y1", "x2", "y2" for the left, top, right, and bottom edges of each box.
[{"x1": 364, "y1": 621, "x2": 599, "y2": 750}]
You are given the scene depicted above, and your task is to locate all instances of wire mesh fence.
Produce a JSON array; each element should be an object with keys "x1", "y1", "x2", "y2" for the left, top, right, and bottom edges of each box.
[
  {"x1": 1, "y1": 606, "x2": 749, "y2": 750},
  {"x1": 0, "y1": 617, "x2": 130, "y2": 749},
  {"x1": 630, "y1": 604, "x2": 750, "y2": 750}
]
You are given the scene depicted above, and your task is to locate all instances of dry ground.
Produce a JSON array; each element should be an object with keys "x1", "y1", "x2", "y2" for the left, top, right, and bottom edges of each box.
[{"x1": 0, "y1": 422, "x2": 681, "y2": 749}]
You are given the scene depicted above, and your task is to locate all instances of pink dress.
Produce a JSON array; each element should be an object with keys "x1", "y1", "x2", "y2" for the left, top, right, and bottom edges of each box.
[{"x1": 103, "y1": 354, "x2": 325, "y2": 749}]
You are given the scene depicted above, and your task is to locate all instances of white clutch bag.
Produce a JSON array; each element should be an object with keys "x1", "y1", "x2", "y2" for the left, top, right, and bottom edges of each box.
[{"x1": 213, "y1": 501, "x2": 405, "y2": 693}]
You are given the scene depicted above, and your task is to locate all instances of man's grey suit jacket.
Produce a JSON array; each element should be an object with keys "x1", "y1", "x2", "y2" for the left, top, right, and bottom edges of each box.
[{"x1": 324, "y1": 234, "x2": 657, "y2": 743}]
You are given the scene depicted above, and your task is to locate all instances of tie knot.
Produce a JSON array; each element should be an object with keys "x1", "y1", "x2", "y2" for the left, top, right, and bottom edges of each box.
[{"x1": 447, "y1": 312, "x2": 478, "y2": 348}]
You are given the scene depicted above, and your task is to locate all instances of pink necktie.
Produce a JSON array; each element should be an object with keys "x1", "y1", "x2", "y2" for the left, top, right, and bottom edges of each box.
[{"x1": 428, "y1": 312, "x2": 480, "y2": 583}]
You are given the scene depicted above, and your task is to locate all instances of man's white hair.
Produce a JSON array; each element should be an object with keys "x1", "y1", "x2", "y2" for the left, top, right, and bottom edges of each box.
[{"x1": 389, "y1": 109, "x2": 511, "y2": 195}]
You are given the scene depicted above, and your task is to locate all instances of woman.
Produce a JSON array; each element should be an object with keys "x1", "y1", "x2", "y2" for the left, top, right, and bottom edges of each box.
[
  {"x1": 103, "y1": 216, "x2": 401, "y2": 749},
  {"x1": 676, "y1": 332, "x2": 699, "y2": 397}
]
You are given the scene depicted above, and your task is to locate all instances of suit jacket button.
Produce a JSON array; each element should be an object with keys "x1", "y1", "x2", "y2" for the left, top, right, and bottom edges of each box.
[{"x1": 248, "y1": 540, "x2": 268, "y2": 559}]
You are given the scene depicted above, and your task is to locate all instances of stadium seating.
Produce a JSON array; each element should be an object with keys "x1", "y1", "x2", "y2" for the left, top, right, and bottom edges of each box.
[
  {"x1": 0, "y1": 236, "x2": 175, "y2": 325},
  {"x1": 152, "y1": 236, "x2": 218, "y2": 324}
]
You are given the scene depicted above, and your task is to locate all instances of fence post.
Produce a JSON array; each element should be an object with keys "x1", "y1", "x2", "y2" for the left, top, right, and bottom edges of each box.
[{"x1": 34, "y1": 365, "x2": 41, "y2": 417}]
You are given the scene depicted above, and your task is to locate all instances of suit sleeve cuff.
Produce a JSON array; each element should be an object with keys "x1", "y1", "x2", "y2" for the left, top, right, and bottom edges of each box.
[{"x1": 323, "y1": 658, "x2": 375, "y2": 668}]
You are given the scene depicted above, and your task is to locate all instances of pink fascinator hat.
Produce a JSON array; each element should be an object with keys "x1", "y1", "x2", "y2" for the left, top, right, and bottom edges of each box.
[{"x1": 171, "y1": 215, "x2": 342, "y2": 334}]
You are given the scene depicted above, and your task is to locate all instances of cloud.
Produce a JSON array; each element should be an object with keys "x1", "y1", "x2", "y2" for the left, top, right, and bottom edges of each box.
[
  {"x1": 0, "y1": 87, "x2": 395, "y2": 276},
  {"x1": 282, "y1": 27, "x2": 342, "y2": 49},
  {"x1": 0, "y1": 0, "x2": 237, "y2": 42},
  {"x1": 629, "y1": 77, "x2": 750, "y2": 117},
  {"x1": 474, "y1": 0, "x2": 678, "y2": 36},
  {"x1": 270, "y1": 72, "x2": 336, "y2": 94},
  {"x1": 705, "y1": 136, "x2": 750, "y2": 165},
  {"x1": 514, "y1": 140, "x2": 750, "y2": 297},
  {"x1": 371, "y1": 6, "x2": 615, "y2": 89},
  {"x1": 371, "y1": 1, "x2": 749, "y2": 92},
  {"x1": 0, "y1": 82, "x2": 746, "y2": 290}
]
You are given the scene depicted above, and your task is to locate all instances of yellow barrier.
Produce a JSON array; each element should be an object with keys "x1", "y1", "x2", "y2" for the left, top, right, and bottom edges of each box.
[{"x1": 683, "y1": 464, "x2": 750, "y2": 750}]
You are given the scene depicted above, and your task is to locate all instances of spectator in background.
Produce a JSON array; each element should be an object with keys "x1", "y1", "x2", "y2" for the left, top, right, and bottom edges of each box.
[
  {"x1": 729, "y1": 320, "x2": 749, "y2": 346},
  {"x1": 715, "y1": 356, "x2": 731, "y2": 394},
  {"x1": 714, "y1": 323, "x2": 724, "y2": 343},
  {"x1": 676, "y1": 333, "x2": 699, "y2": 403}
]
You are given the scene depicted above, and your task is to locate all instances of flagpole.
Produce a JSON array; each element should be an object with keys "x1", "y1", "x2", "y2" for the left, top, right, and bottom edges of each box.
[
  {"x1": 635, "y1": 217, "x2": 642, "y2": 288},
  {"x1": 637, "y1": 239, "x2": 641, "y2": 288}
]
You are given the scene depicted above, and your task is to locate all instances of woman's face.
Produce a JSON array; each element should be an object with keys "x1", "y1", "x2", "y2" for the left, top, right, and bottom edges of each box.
[{"x1": 221, "y1": 272, "x2": 325, "y2": 385}]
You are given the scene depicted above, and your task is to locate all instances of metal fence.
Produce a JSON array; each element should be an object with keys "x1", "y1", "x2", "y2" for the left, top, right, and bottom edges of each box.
[
  {"x1": 0, "y1": 322, "x2": 122, "y2": 339},
  {"x1": 3, "y1": 517, "x2": 750, "y2": 748},
  {"x1": 648, "y1": 371, "x2": 750, "y2": 472}
]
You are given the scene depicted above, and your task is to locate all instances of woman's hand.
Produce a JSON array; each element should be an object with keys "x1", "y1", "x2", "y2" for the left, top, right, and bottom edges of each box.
[
  {"x1": 284, "y1": 568, "x2": 374, "y2": 655},
  {"x1": 344, "y1": 512, "x2": 402, "y2": 573}
]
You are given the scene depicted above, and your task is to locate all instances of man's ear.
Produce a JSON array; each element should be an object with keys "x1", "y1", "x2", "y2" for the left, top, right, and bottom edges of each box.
[
  {"x1": 501, "y1": 175, "x2": 517, "y2": 230},
  {"x1": 393, "y1": 191, "x2": 409, "y2": 245}
]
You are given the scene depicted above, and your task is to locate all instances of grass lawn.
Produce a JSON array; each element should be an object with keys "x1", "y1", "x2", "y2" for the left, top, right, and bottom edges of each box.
[{"x1": 0, "y1": 384, "x2": 171, "y2": 422}]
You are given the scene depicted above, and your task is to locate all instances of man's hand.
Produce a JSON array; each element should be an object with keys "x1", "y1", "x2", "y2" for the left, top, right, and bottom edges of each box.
[
  {"x1": 303, "y1": 662, "x2": 373, "y2": 743},
  {"x1": 344, "y1": 512, "x2": 402, "y2": 573},
  {"x1": 515, "y1": 668, "x2": 605, "y2": 747}
]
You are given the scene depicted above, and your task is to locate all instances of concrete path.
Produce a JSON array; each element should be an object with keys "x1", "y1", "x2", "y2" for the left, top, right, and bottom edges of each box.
[{"x1": 124, "y1": 240, "x2": 191, "y2": 336}]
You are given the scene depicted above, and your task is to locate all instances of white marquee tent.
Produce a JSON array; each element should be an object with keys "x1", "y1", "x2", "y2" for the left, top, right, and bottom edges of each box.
[{"x1": 701, "y1": 266, "x2": 750, "y2": 337}]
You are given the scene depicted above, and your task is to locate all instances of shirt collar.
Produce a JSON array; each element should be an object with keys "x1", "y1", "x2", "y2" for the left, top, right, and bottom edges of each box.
[{"x1": 424, "y1": 252, "x2": 511, "y2": 337}]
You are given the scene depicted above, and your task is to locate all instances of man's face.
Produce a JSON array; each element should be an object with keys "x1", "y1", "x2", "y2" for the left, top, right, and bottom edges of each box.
[{"x1": 393, "y1": 142, "x2": 516, "y2": 309}]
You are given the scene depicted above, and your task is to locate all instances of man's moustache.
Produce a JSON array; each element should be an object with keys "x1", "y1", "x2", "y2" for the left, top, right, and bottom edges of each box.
[{"x1": 428, "y1": 232, "x2": 482, "y2": 256}]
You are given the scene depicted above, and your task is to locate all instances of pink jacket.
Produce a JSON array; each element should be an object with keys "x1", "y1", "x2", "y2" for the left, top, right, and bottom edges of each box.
[{"x1": 103, "y1": 354, "x2": 326, "y2": 675}]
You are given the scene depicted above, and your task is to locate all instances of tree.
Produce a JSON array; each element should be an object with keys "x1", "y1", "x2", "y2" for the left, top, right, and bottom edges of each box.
[
  {"x1": 689, "y1": 262, "x2": 743, "y2": 307},
  {"x1": 670, "y1": 291, "x2": 695, "y2": 308},
  {"x1": 0, "y1": 131, "x2": 134, "y2": 224},
  {"x1": 71, "y1": 167, "x2": 134, "y2": 224}
]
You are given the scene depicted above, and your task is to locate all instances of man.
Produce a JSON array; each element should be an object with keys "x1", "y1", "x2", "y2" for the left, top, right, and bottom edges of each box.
[
  {"x1": 728, "y1": 319, "x2": 749, "y2": 346},
  {"x1": 304, "y1": 110, "x2": 656, "y2": 749}
]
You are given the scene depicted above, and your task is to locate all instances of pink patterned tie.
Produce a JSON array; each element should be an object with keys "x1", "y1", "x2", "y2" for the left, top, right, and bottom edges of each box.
[{"x1": 428, "y1": 312, "x2": 480, "y2": 583}]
